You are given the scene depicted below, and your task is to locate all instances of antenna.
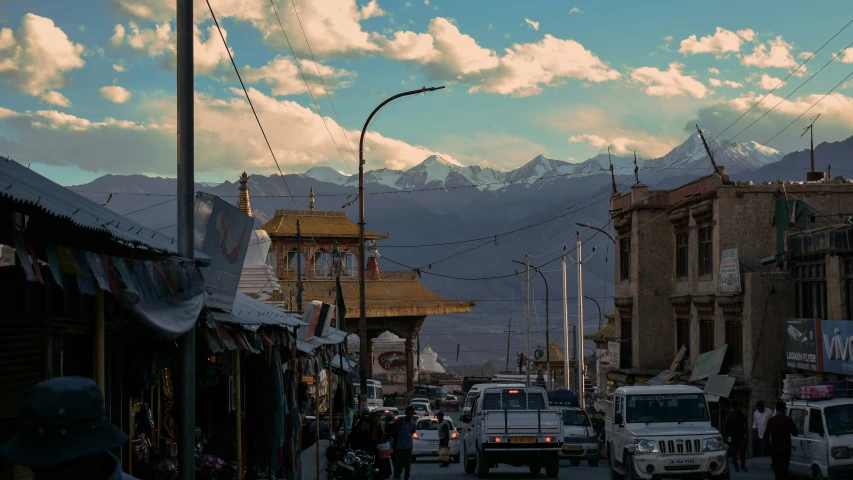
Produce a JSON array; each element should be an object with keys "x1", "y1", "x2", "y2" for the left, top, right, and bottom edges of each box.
[
  {"x1": 696, "y1": 124, "x2": 719, "y2": 173},
  {"x1": 608, "y1": 146, "x2": 617, "y2": 195},
  {"x1": 633, "y1": 151, "x2": 639, "y2": 185},
  {"x1": 802, "y1": 114, "x2": 822, "y2": 180}
]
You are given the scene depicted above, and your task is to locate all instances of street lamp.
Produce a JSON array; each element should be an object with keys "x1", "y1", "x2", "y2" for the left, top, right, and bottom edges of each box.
[
  {"x1": 584, "y1": 295, "x2": 602, "y2": 330},
  {"x1": 513, "y1": 261, "x2": 550, "y2": 389},
  {"x1": 355, "y1": 86, "x2": 445, "y2": 412},
  {"x1": 576, "y1": 222, "x2": 616, "y2": 244}
]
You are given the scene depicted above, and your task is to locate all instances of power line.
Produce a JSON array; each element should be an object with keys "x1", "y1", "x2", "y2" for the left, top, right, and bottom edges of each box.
[{"x1": 120, "y1": 198, "x2": 175, "y2": 216}]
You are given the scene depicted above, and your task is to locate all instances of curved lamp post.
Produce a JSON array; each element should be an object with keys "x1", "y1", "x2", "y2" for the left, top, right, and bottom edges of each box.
[{"x1": 355, "y1": 86, "x2": 445, "y2": 410}]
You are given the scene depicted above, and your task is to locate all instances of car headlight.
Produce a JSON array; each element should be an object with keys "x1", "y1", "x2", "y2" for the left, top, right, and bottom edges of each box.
[
  {"x1": 703, "y1": 437, "x2": 727, "y2": 452},
  {"x1": 344, "y1": 452, "x2": 357, "y2": 465},
  {"x1": 633, "y1": 439, "x2": 659, "y2": 454},
  {"x1": 832, "y1": 447, "x2": 852, "y2": 459}
]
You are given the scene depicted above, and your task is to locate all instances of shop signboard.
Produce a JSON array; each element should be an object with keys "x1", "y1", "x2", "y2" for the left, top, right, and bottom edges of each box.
[
  {"x1": 608, "y1": 341, "x2": 619, "y2": 368},
  {"x1": 717, "y1": 248, "x2": 741, "y2": 293},
  {"x1": 194, "y1": 192, "x2": 253, "y2": 310},
  {"x1": 785, "y1": 318, "x2": 821, "y2": 372},
  {"x1": 821, "y1": 320, "x2": 853, "y2": 376}
]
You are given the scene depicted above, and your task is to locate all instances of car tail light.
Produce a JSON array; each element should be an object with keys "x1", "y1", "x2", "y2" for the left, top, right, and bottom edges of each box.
[
  {"x1": 412, "y1": 433, "x2": 419, "y2": 439},
  {"x1": 451, "y1": 432, "x2": 458, "y2": 439},
  {"x1": 545, "y1": 437, "x2": 552, "y2": 443}
]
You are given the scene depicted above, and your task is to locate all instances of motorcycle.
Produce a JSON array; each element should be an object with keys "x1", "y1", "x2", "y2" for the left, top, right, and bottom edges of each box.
[{"x1": 326, "y1": 437, "x2": 378, "y2": 480}]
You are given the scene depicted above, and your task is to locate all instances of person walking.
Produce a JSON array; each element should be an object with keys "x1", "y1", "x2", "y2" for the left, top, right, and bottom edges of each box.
[
  {"x1": 436, "y1": 411, "x2": 451, "y2": 468},
  {"x1": 753, "y1": 400, "x2": 774, "y2": 457},
  {"x1": 764, "y1": 400, "x2": 798, "y2": 480},
  {"x1": 724, "y1": 403, "x2": 748, "y2": 472},
  {"x1": 0, "y1": 376, "x2": 140, "y2": 480},
  {"x1": 393, "y1": 407, "x2": 417, "y2": 480}
]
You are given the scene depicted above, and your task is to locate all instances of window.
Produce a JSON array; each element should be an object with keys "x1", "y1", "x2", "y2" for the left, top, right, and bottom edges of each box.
[
  {"x1": 675, "y1": 232, "x2": 689, "y2": 279},
  {"x1": 699, "y1": 319, "x2": 714, "y2": 354},
  {"x1": 725, "y1": 321, "x2": 743, "y2": 366},
  {"x1": 620, "y1": 314, "x2": 633, "y2": 369},
  {"x1": 676, "y1": 318, "x2": 690, "y2": 359},
  {"x1": 809, "y1": 408, "x2": 824, "y2": 436},
  {"x1": 620, "y1": 238, "x2": 631, "y2": 282},
  {"x1": 795, "y1": 262, "x2": 827, "y2": 319},
  {"x1": 313, "y1": 249, "x2": 331, "y2": 277},
  {"x1": 789, "y1": 408, "x2": 806, "y2": 436},
  {"x1": 698, "y1": 227, "x2": 713, "y2": 278}
]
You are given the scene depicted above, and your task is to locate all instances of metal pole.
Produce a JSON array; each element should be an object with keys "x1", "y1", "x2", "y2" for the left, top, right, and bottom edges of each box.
[
  {"x1": 177, "y1": 0, "x2": 195, "y2": 475},
  {"x1": 576, "y1": 232, "x2": 585, "y2": 410},
  {"x1": 584, "y1": 296, "x2": 602, "y2": 331},
  {"x1": 525, "y1": 255, "x2": 530, "y2": 386},
  {"x1": 296, "y1": 220, "x2": 303, "y2": 312},
  {"x1": 417, "y1": 334, "x2": 421, "y2": 386},
  {"x1": 810, "y1": 126, "x2": 815, "y2": 173},
  {"x1": 562, "y1": 247, "x2": 570, "y2": 391},
  {"x1": 357, "y1": 86, "x2": 444, "y2": 410},
  {"x1": 235, "y1": 351, "x2": 242, "y2": 480},
  {"x1": 505, "y1": 318, "x2": 512, "y2": 373},
  {"x1": 537, "y1": 270, "x2": 550, "y2": 390}
]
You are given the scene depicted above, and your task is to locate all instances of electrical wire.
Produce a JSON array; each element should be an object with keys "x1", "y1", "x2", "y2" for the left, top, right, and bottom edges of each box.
[{"x1": 120, "y1": 198, "x2": 175, "y2": 216}]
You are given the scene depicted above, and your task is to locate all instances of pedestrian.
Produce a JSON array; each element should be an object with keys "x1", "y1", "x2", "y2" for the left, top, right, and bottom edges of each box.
[
  {"x1": 385, "y1": 412, "x2": 399, "y2": 479},
  {"x1": 436, "y1": 411, "x2": 451, "y2": 468},
  {"x1": 753, "y1": 400, "x2": 774, "y2": 457},
  {"x1": 764, "y1": 400, "x2": 798, "y2": 480},
  {"x1": 394, "y1": 407, "x2": 417, "y2": 480},
  {"x1": 0, "y1": 376, "x2": 140, "y2": 480},
  {"x1": 724, "y1": 402, "x2": 748, "y2": 472}
]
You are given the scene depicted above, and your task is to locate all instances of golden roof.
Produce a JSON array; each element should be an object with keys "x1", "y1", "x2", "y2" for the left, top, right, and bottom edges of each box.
[
  {"x1": 260, "y1": 209, "x2": 389, "y2": 240},
  {"x1": 534, "y1": 342, "x2": 568, "y2": 364},
  {"x1": 277, "y1": 276, "x2": 476, "y2": 318},
  {"x1": 585, "y1": 316, "x2": 617, "y2": 342}
]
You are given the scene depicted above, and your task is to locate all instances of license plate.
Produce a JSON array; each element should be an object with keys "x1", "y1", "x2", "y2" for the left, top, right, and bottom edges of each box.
[
  {"x1": 563, "y1": 445, "x2": 583, "y2": 451},
  {"x1": 510, "y1": 438, "x2": 535, "y2": 444},
  {"x1": 428, "y1": 441, "x2": 438, "y2": 445},
  {"x1": 668, "y1": 458, "x2": 698, "y2": 465}
]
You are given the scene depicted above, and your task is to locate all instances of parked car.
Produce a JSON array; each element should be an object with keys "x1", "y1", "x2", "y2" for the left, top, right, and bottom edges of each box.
[
  {"x1": 413, "y1": 385, "x2": 450, "y2": 408},
  {"x1": 554, "y1": 405, "x2": 599, "y2": 467},
  {"x1": 462, "y1": 386, "x2": 562, "y2": 477},
  {"x1": 786, "y1": 397, "x2": 853, "y2": 480},
  {"x1": 410, "y1": 397, "x2": 431, "y2": 406},
  {"x1": 409, "y1": 402, "x2": 432, "y2": 418},
  {"x1": 412, "y1": 417, "x2": 461, "y2": 463}
]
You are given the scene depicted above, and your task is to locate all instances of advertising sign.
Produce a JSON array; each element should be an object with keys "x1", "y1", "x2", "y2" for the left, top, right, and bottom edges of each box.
[
  {"x1": 194, "y1": 192, "x2": 253, "y2": 311},
  {"x1": 821, "y1": 320, "x2": 853, "y2": 375},
  {"x1": 608, "y1": 341, "x2": 620, "y2": 368},
  {"x1": 785, "y1": 318, "x2": 821, "y2": 372},
  {"x1": 717, "y1": 248, "x2": 741, "y2": 293}
]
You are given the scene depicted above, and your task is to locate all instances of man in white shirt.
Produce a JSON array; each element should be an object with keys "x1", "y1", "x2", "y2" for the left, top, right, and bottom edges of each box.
[{"x1": 753, "y1": 400, "x2": 774, "y2": 457}]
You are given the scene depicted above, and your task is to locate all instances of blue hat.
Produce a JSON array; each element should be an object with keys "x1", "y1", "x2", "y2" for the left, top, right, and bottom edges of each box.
[{"x1": 0, "y1": 377, "x2": 129, "y2": 468}]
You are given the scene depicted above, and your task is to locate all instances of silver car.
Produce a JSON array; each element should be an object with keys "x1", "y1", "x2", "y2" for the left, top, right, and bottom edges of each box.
[{"x1": 411, "y1": 417, "x2": 460, "y2": 463}]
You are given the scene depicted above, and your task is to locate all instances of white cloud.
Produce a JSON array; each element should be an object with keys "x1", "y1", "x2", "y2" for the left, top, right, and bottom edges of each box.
[
  {"x1": 113, "y1": 62, "x2": 126, "y2": 72},
  {"x1": 736, "y1": 29, "x2": 756, "y2": 42},
  {"x1": 360, "y1": 0, "x2": 385, "y2": 20},
  {"x1": 524, "y1": 19, "x2": 539, "y2": 31},
  {"x1": 708, "y1": 67, "x2": 720, "y2": 75},
  {"x1": 569, "y1": 7, "x2": 583, "y2": 14},
  {"x1": 424, "y1": 0, "x2": 430, "y2": 4},
  {"x1": 487, "y1": 23, "x2": 494, "y2": 30},
  {"x1": 109, "y1": 22, "x2": 231, "y2": 75},
  {"x1": 631, "y1": 62, "x2": 708, "y2": 98},
  {"x1": 0, "y1": 106, "x2": 19, "y2": 118},
  {"x1": 678, "y1": 27, "x2": 744, "y2": 56},
  {"x1": 0, "y1": 14, "x2": 85, "y2": 102},
  {"x1": 0, "y1": 88, "x2": 457, "y2": 175},
  {"x1": 750, "y1": 73, "x2": 786, "y2": 90},
  {"x1": 842, "y1": 80, "x2": 853, "y2": 90},
  {"x1": 470, "y1": 35, "x2": 621, "y2": 97},
  {"x1": 742, "y1": 36, "x2": 797, "y2": 68},
  {"x1": 39, "y1": 91, "x2": 71, "y2": 107},
  {"x1": 242, "y1": 56, "x2": 355, "y2": 96},
  {"x1": 663, "y1": 35, "x2": 674, "y2": 42},
  {"x1": 373, "y1": 30, "x2": 440, "y2": 62},
  {"x1": 708, "y1": 78, "x2": 742, "y2": 88},
  {"x1": 838, "y1": 48, "x2": 853, "y2": 64},
  {"x1": 798, "y1": 51, "x2": 814, "y2": 59},
  {"x1": 568, "y1": 133, "x2": 676, "y2": 158},
  {"x1": 99, "y1": 85, "x2": 132, "y2": 103}
]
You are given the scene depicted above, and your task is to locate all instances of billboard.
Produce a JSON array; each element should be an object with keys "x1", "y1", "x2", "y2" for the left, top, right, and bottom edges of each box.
[
  {"x1": 194, "y1": 192, "x2": 253, "y2": 311},
  {"x1": 717, "y1": 248, "x2": 741, "y2": 293},
  {"x1": 785, "y1": 318, "x2": 821, "y2": 372},
  {"x1": 821, "y1": 320, "x2": 853, "y2": 376}
]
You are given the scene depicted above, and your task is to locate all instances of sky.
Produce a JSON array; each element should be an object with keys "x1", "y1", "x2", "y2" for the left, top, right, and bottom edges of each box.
[{"x1": 1, "y1": 0, "x2": 852, "y2": 185}]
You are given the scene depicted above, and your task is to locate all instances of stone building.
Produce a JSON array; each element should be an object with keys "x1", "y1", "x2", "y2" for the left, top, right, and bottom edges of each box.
[{"x1": 610, "y1": 168, "x2": 853, "y2": 406}]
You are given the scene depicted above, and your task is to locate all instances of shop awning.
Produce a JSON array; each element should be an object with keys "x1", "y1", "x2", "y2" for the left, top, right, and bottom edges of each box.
[
  {"x1": 689, "y1": 344, "x2": 728, "y2": 382},
  {"x1": 296, "y1": 325, "x2": 348, "y2": 354},
  {"x1": 208, "y1": 292, "x2": 305, "y2": 330},
  {"x1": 331, "y1": 354, "x2": 357, "y2": 373}
]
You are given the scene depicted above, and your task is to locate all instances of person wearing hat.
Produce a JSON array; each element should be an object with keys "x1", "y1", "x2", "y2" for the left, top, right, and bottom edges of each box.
[{"x1": 0, "y1": 376, "x2": 139, "y2": 480}]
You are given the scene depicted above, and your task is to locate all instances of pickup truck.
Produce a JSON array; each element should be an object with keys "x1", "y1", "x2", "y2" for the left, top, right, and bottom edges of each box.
[
  {"x1": 460, "y1": 386, "x2": 562, "y2": 478},
  {"x1": 605, "y1": 385, "x2": 729, "y2": 480}
]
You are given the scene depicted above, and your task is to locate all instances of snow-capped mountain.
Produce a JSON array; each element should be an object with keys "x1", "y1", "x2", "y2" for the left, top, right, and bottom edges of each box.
[
  {"x1": 644, "y1": 131, "x2": 782, "y2": 175},
  {"x1": 504, "y1": 154, "x2": 573, "y2": 185},
  {"x1": 394, "y1": 154, "x2": 476, "y2": 189},
  {"x1": 303, "y1": 166, "x2": 350, "y2": 185}
]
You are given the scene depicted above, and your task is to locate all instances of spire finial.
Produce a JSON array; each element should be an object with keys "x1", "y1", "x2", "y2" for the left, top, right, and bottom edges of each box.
[
  {"x1": 309, "y1": 185, "x2": 315, "y2": 211},
  {"x1": 238, "y1": 172, "x2": 252, "y2": 217}
]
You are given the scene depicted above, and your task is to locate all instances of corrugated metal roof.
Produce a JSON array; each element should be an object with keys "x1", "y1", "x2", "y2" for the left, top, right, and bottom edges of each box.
[
  {"x1": 0, "y1": 157, "x2": 209, "y2": 261},
  {"x1": 260, "y1": 209, "x2": 387, "y2": 239},
  {"x1": 208, "y1": 292, "x2": 304, "y2": 329}
]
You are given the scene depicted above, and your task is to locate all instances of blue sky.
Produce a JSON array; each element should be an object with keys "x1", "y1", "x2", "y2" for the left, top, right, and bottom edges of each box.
[{"x1": 0, "y1": 0, "x2": 852, "y2": 185}]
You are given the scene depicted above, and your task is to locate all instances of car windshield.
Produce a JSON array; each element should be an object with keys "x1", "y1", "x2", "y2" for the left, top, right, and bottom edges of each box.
[
  {"x1": 625, "y1": 394, "x2": 709, "y2": 424},
  {"x1": 825, "y1": 405, "x2": 853, "y2": 436},
  {"x1": 465, "y1": 393, "x2": 478, "y2": 407},
  {"x1": 411, "y1": 404, "x2": 427, "y2": 411},
  {"x1": 430, "y1": 387, "x2": 447, "y2": 396},
  {"x1": 562, "y1": 409, "x2": 591, "y2": 427},
  {"x1": 417, "y1": 419, "x2": 454, "y2": 430}
]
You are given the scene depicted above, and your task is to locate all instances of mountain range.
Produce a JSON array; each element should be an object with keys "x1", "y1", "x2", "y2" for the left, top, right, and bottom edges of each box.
[{"x1": 68, "y1": 131, "x2": 851, "y2": 366}]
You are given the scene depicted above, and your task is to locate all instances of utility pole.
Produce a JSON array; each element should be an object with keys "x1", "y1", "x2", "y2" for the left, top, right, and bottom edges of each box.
[
  {"x1": 295, "y1": 220, "x2": 303, "y2": 312},
  {"x1": 505, "y1": 318, "x2": 515, "y2": 372},
  {"x1": 802, "y1": 114, "x2": 822, "y2": 181},
  {"x1": 355, "y1": 86, "x2": 444, "y2": 409},
  {"x1": 696, "y1": 125, "x2": 719, "y2": 172},
  {"x1": 417, "y1": 334, "x2": 421, "y2": 386},
  {"x1": 525, "y1": 255, "x2": 530, "y2": 386},
  {"x1": 176, "y1": 0, "x2": 195, "y2": 476},
  {"x1": 562, "y1": 247, "x2": 570, "y2": 391},
  {"x1": 567, "y1": 232, "x2": 596, "y2": 409},
  {"x1": 513, "y1": 260, "x2": 551, "y2": 389}
]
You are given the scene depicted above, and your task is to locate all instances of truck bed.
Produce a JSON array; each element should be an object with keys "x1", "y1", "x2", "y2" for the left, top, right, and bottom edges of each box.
[{"x1": 483, "y1": 410, "x2": 562, "y2": 435}]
